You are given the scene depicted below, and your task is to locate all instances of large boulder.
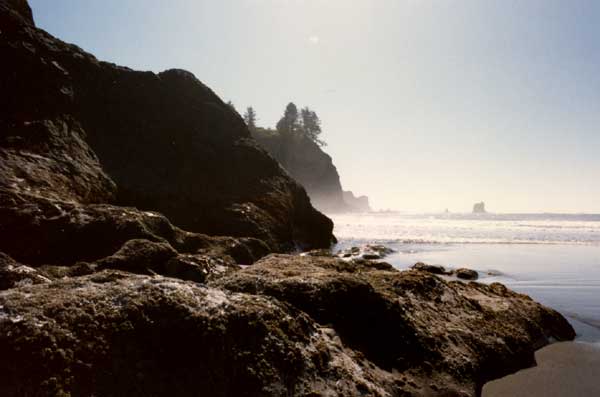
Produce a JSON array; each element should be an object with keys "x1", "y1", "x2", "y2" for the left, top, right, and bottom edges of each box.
[
  {"x1": 95, "y1": 239, "x2": 240, "y2": 283},
  {"x1": 411, "y1": 262, "x2": 449, "y2": 275},
  {"x1": 0, "y1": 0, "x2": 334, "y2": 252},
  {"x1": 456, "y1": 268, "x2": 479, "y2": 280},
  {"x1": 213, "y1": 255, "x2": 575, "y2": 395},
  {"x1": 0, "y1": 271, "x2": 406, "y2": 397}
]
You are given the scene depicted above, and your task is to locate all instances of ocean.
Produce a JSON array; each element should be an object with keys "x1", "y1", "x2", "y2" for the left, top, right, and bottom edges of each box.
[{"x1": 330, "y1": 212, "x2": 600, "y2": 343}]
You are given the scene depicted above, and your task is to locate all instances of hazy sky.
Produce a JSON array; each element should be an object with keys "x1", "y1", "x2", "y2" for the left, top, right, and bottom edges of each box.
[{"x1": 30, "y1": 0, "x2": 600, "y2": 213}]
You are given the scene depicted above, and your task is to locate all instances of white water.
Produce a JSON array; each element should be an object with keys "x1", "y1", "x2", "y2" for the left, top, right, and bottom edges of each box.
[{"x1": 331, "y1": 212, "x2": 600, "y2": 343}]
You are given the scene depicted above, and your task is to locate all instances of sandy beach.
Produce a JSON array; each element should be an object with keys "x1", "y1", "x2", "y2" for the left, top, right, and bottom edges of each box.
[{"x1": 483, "y1": 341, "x2": 600, "y2": 396}]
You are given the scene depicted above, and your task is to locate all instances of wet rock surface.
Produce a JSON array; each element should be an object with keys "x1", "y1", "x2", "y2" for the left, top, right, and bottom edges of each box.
[
  {"x1": 0, "y1": 272, "x2": 394, "y2": 397},
  {"x1": 411, "y1": 263, "x2": 479, "y2": 281},
  {"x1": 0, "y1": 257, "x2": 576, "y2": 397},
  {"x1": 214, "y1": 255, "x2": 575, "y2": 396},
  {"x1": 455, "y1": 268, "x2": 479, "y2": 280},
  {"x1": 411, "y1": 262, "x2": 450, "y2": 275}
]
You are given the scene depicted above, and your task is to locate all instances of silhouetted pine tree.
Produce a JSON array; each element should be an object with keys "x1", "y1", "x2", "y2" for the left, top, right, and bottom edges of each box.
[
  {"x1": 276, "y1": 103, "x2": 300, "y2": 137},
  {"x1": 243, "y1": 107, "x2": 257, "y2": 131},
  {"x1": 276, "y1": 102, "x2": 301, "y2": 164},
  {"x1": 300, "y1": 107, "x2": 326, "y2": 147}
]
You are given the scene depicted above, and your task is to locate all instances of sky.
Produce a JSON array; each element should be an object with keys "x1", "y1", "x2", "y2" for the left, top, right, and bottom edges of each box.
[{"x1": 30, "y1": 0, "x2": 600, "y2": 213}]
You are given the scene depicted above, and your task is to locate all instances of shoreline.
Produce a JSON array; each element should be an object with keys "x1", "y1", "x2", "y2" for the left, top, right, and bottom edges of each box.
[
  {"x1": 332, "y1": 238, "x2": 600, "y2": 396},
  {"x1": 483, "y1": 341, "x2": 600, "y2": 397}
]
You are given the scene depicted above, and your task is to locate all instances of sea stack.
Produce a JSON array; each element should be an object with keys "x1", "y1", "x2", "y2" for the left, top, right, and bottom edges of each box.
[{"x1": 473, "y1": 201, "x2": 487, "y2": 213}]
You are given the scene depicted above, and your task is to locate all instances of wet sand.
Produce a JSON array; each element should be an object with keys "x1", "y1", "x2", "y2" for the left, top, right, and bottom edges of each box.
[{"x1": 483, "y1": 341, "x2": 600, "y2": 397}]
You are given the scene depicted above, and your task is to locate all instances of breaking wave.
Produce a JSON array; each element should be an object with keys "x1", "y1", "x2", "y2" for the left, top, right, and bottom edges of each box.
[{"x1": 330, "y1": 212, "x2": 600, "y2": 246}]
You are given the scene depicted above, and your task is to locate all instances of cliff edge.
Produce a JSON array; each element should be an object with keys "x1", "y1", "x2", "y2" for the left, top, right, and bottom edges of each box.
[{"x1": 252, "y1": 128, "x2": 371, "y2": 213}]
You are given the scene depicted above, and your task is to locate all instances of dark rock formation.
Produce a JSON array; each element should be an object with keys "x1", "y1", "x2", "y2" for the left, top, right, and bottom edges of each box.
[
  {"x1": 95, "y1": 239, "x2": 179, "y2": 273},
  {"x1": 0, "y1": 0, "x2": 32, "y2": 24},
  {"x1": 473, "y1": 202, "x2": 487, "y2": 214},
  {"x1": 0, "y1": 252, "x2": 50, "y2": 290},
  {"x1": 0, "y1": 190, "x2": 269, "y2": 267},
  {"x1": 0, "y1": 271, "x2": 396, "y2": 397},
  {"x1": 456, "y1": 268, "x2": 479, "y2": 280},
  {"x1": 0, "y1": 256, "x2": 575, "y2": 397},
  {"x1": 251, "y1": 128, "x2": 369, "y2": 213},
  {"x1": 411, "y1": 262, "x2": 450, "y2": 275},
  {"x1": 349, "y1": 258, "x2": 396, "y2": 271},
  {"x1": 0, "y1": 116, "x2": 117, "y2": 203},
  {"x1": 412, "y1": 263, "x2": 479, "y2": 280},
  {"x1": 0, "y1": 1, "x2": 334, "y2": 252},
  {"x1": 213, "y1": 255, "x2": 575, "y2": 396},
  {"x1": 94, "y1": 239, "x2": 239, "y2": 283},
  {"x1": 343, "y1": 190, "x2": 372, "y2": 212},
  {"x1": 164, "y1": 253, "x2": 237, "y2": 283}
]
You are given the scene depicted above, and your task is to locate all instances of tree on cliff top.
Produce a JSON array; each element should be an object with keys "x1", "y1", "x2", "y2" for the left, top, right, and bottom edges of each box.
[
  {"x1": 275, "y1": 103, "x2": 300, "y2": 163},
  {"x1": 276, "y1": 102, "x2": 300, "y2": 138},
  {"x1": 243, "y1": 107, "x2": 257, "y2": 131},
  {"x1": 275, "y1": 103, "x2": 326, "y2": 147},
  {"x1": 300, "y1": 107, "x2": 326, "y2": 147}
]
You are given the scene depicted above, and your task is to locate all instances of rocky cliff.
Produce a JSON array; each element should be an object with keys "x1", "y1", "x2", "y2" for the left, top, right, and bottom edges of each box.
[
  {"x1": 343, "y1": 190, "x2": 372, "y2": 212},
  {"x1": 0, "y1": 2, "x2": 577, "y2": 396},
  {"x1": 251, "y1": 128, "x2": 370, "y2": 213},
  {"x1": 0, "y1": 0, "x2": 334, "y2": 252}
]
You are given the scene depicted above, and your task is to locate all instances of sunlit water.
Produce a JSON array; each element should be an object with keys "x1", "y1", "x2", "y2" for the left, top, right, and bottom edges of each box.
[{"x1": 330, "y1": 212, "x2": 600, "y2": 343}]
